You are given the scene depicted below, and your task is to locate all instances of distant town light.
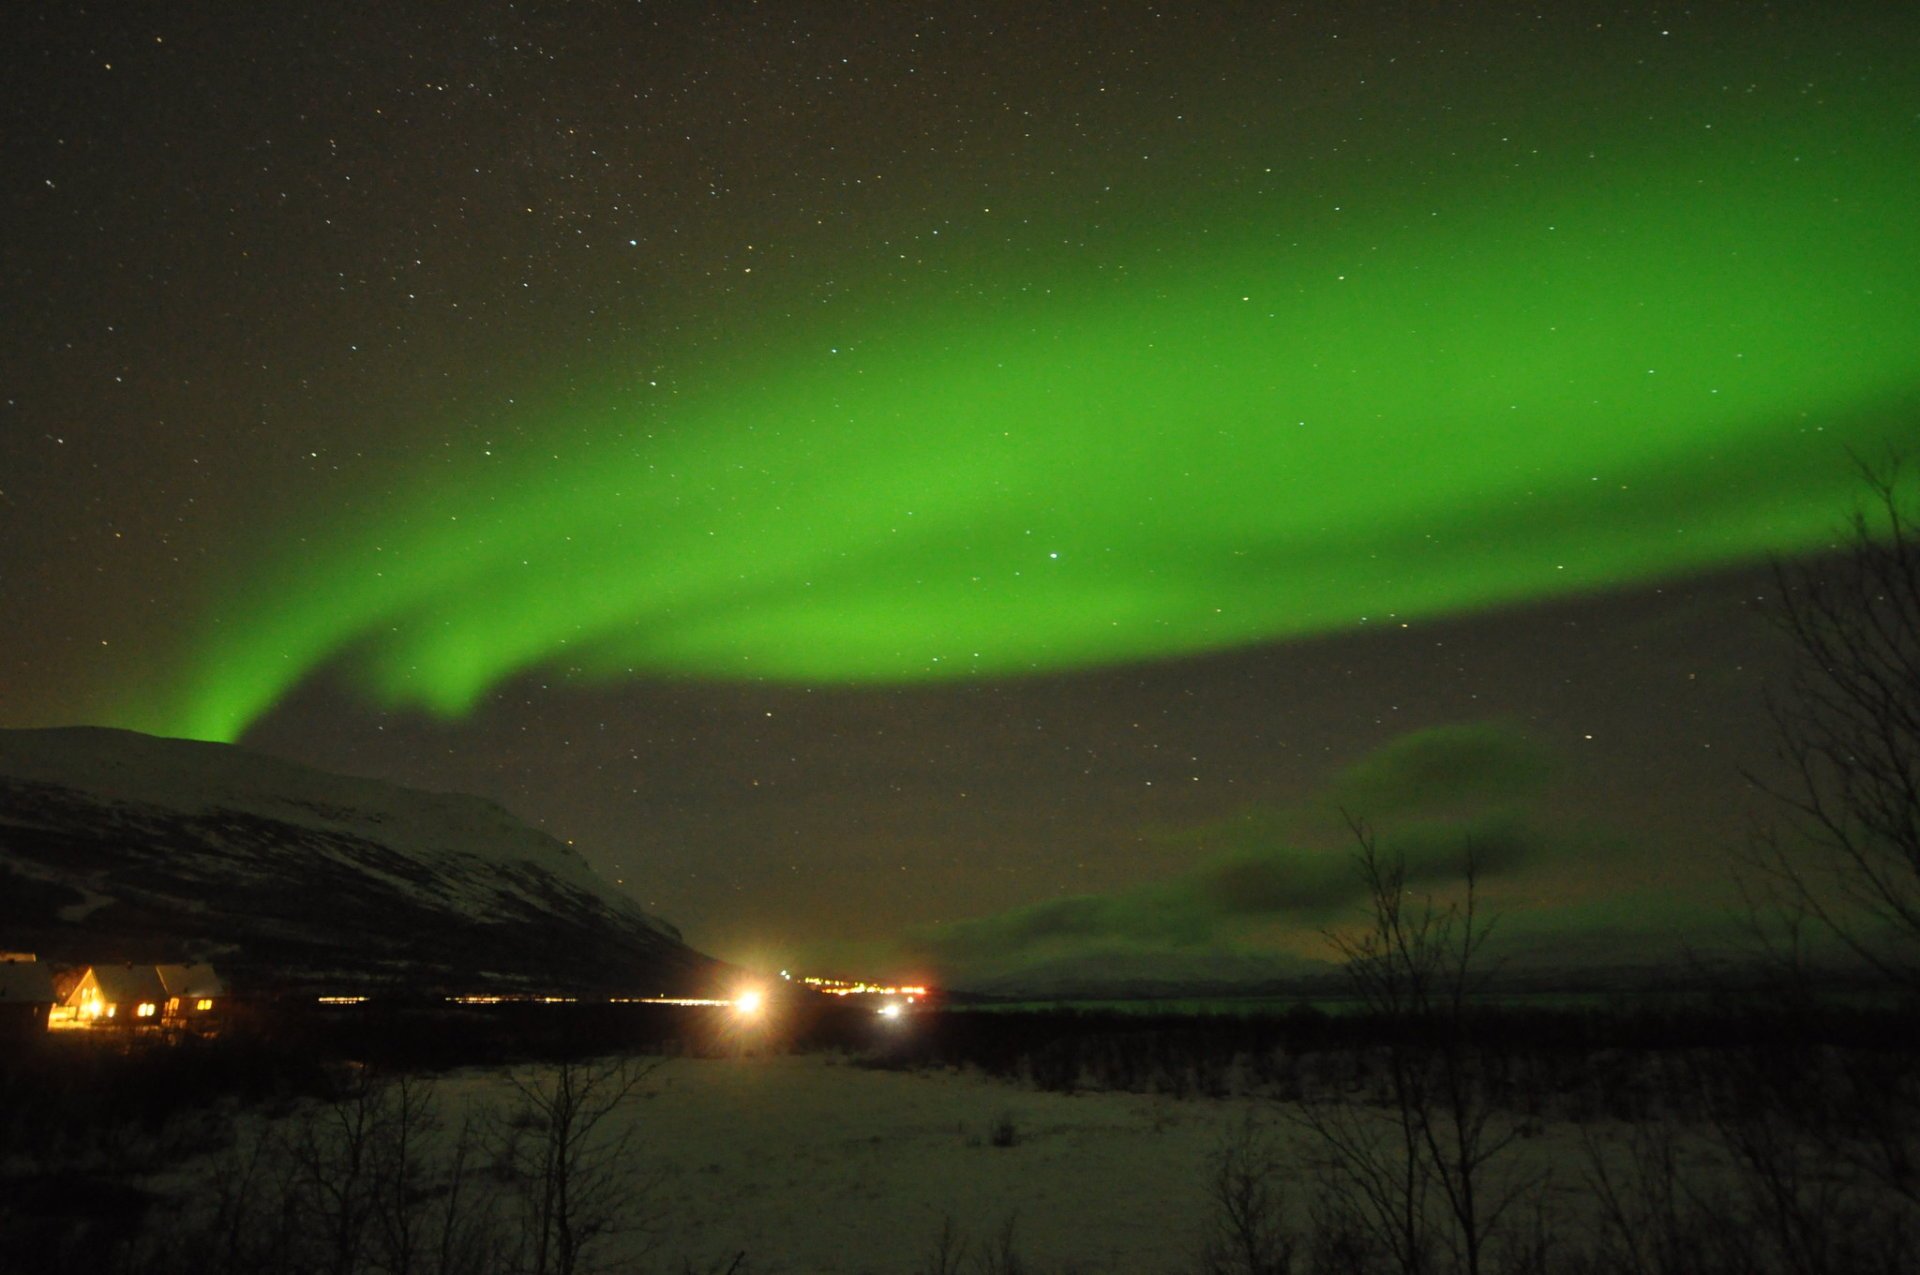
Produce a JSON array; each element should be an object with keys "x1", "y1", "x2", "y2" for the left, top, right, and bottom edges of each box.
[{"x1": 800, "y1": 976, "x2": 929, "y2": 999}]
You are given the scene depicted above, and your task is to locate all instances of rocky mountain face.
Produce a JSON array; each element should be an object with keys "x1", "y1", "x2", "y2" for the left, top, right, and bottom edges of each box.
[{"x1": 0, "y1": 726, "x2": 720, "y2": 997}]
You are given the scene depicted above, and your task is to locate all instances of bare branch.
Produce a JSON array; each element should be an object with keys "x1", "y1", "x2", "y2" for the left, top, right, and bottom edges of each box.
[{"x1": 1747, "y1": 457, "x2": 1920, "y2": 992}]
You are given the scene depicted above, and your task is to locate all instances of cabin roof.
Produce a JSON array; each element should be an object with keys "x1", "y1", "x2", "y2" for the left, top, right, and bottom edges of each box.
[
  {"x1": 0, "y1": 960, "x2": 56, "y2": 1004},
  {"x1": 74, "y1": 964, "x2": 168, "y2": 1005},
  {"x1": 156, "y1": 963, "x2": 224, "y2": 998}
]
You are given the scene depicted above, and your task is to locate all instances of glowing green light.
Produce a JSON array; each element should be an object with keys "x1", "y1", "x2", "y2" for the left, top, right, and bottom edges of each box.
[{"x1": 149, "y1": 94, "x2": 1917, "y2": 742}]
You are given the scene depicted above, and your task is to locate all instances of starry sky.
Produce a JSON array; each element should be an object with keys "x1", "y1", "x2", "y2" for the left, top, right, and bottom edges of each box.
[{"x1": 4, "y1": 3, "x2": 1917, "y2": 985}]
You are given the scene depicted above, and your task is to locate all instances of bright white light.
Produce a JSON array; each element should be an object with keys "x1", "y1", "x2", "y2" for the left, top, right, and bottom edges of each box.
[
  {"x1": 878, "y1": 1002, "x2": 903, "y2": 1020},
  {"x1": 734, "y1": 990, "x2": 765, "y2": 1016}
]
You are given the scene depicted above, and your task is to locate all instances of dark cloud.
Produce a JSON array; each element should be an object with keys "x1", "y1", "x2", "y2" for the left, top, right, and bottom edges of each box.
[
  {"x1": 1323, "y1": 722, "x2": 1555, "y2": 819},
  {"x1": 1482, "y1": 887, "x2": 1749, "y2": 971},
  {"x1": 1189, "y1": 846, "x2": 1357, "y2": 919},
  {"x1": 907, "y1": 723, "x2": 1563, "y2": 983}
]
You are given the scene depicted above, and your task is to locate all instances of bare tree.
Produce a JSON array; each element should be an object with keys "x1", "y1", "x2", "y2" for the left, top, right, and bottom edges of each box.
[
  {"x1": 1199, "y1": 1112, "x2": 1295, "y2": 1275},
  {"x1": 167, "y1": 1066, "x2": 506, "y2": 1275},
  {"x1": 364, "y1": 1071, "x2": 442, "y2": 1275},
  {"x1": 1294, "y1": 816, "x2": 1528, "y2": 1275},
  {"x1": 497, "y1": 1055, "x2": 658, "y2": 1275},
  {"x1": 427, "y1": 1109, "x2": 502, "y2": 1275},
  {"x1": 1723, "y1": 461, "x2": 1920, "y2": 1268},
  {"x1": 287, "y1": 1066, "x2": 387, "y2": 1275},
  {"x1": 1750, "y1": 462, "x2": 1920, "y2": 990}
]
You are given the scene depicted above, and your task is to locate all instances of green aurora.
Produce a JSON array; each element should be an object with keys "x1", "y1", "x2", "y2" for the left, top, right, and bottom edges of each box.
[{"x1": 157, "y1": 94, "x2": 1918, "y2": 744}]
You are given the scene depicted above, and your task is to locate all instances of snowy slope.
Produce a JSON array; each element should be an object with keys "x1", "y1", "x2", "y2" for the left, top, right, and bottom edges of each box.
[{"x1": 0, "y1": 726, "x2": 719, "y2": 995}]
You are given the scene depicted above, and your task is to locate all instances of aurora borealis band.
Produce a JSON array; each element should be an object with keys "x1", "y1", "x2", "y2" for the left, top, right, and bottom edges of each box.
[
  {"x1": 7, "y1": 3, "x2": 1920, "y2": 974},
  {"x1": 159, "y1": 88, "x2": 1916, "y2": 743}
]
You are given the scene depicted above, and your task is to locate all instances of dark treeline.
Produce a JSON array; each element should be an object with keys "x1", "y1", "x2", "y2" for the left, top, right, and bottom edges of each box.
[
  {"x1": 4, "y1": 988, "x2": 1918, "y2": 1273},
  {"x1": 854, "y1": 994, "x2": 1920, "y2": 1102}
]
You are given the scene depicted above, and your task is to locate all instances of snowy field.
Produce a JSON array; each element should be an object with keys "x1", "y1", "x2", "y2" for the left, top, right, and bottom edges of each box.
[
  {"x1": 537, "y1": 1052, "x2": 1240, "y2": 1272},
  {"x1": 418, "y1": 1052, "x2": 1594, "y2": 1274},
  {"x1": 100, "y1": 1039, "x2": 1911, "y2": 1274}
]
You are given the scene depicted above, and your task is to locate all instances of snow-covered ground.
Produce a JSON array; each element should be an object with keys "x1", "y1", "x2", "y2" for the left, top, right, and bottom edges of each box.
[
  {"x1": 415, "y1": 1052, "x2": 1242, "y2": 1272},
  {"x1": 601, "y1": 1053, "x2": 1234, "y2": 1271},
  {"x1": 417, "y1": 1052, "x2": 1598, "y2": 1274},
  {"x1": 146, "y1": 1043, "x2": 1884, "y2": 1274}
]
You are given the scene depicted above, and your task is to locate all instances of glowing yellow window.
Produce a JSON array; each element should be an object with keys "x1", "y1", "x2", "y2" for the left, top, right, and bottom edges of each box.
[
  {"x1": 136, "y1": 1002, "x2": 157, "y2": 1018},
  {"x1": 196, "y1": 998, "x2": 213, "y2": 1011}
]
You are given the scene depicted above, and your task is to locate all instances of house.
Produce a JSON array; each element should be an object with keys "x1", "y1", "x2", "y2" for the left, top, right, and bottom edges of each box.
[
  {"x1": 0, "y1": 955, "x2": 57, "y2": 1035},
  {"x1": 66, "y1": 964, "x2": 169, "y2": 1026},
  {"x1": 59, "y1": 962, "x2": 226, "y2": 1030},
  {"x1": 155, "y1": 963, "x2": 224, "y2": 1022}
]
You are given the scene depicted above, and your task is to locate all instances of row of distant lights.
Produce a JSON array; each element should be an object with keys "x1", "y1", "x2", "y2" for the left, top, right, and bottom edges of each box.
[
  {"x1": 786, "y1": 972, "x2": 927, "y2": 999},
  {"x1": 317, "y1": 994, "x2": 734, "y2": 1007},
  {"x1": 785, "y1": 971, "x2": 925, "y2": 1020},
  {"x1": 320, "y1": 985, "x2": 919, "y2": 1021}
]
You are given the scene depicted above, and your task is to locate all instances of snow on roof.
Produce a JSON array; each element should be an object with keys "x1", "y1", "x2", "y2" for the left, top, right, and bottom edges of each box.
[
  {"x1": 75, "y1": 964, "x2": 168, "y2": 1006},
  {"x1": 0, "y1": 959, "x2": 56, "y2": 1004},
  {"x1": 155, "y1": 963, "x2": 224, "y2": 997}
]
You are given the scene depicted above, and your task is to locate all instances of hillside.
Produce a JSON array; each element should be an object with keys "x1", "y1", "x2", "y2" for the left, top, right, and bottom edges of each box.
[{"x1": 0, "y1": 726, "x2": 720, "y2": 996}]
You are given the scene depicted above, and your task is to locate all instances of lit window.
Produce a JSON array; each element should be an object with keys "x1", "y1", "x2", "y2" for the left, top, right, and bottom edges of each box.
[
  {"x1": 136, "y1": 1002, "x2": 157, "y2": 1018},
  {"x1": 196, "y1": 998, "x2": 213, "y2": 1011}
]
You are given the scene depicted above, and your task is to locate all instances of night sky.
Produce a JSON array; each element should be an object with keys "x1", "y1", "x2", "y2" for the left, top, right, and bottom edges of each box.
[{"x1": 5, "y1": 4, "x2": 1916, "y2": 984}]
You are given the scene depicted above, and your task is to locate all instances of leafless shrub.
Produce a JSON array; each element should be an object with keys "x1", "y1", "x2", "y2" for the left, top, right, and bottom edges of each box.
[
  {"x1": 493, "y1": 1055, "x2": 659, "y2": 1275},
  {"x1": 918, "y1": 1215, "x2": 969, "y2": 1275},
  {"x1": 1571, "y1": 1096, "x2": 1920, "y2": 1275},
  {"x1": 1290, "y1": 816, "x2": 1537, "y2": 1275},
  {"x1": 130, "y1": 1066, "x2": 510, "y2": 1275},
  {"x1": 973, "y1": 1215, "x2": 1028, "y2": 1275},
  {"x1": 1198, "y1": 1112, "x2": 1294, "y2": 1275},
  {"x1": 1300, "y1": 1183, "x2": 1381, "y2": 1274}
]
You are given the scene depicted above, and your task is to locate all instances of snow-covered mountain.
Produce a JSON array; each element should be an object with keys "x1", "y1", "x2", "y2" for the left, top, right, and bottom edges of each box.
[{"x1": 0, "y1": 726, "x2": 720, "y2": 996}]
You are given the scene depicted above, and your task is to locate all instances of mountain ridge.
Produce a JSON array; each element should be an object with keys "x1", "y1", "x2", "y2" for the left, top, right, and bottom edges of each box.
[{"x1": 0, "y1": 726, "x2": 720, "y2": 996}]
